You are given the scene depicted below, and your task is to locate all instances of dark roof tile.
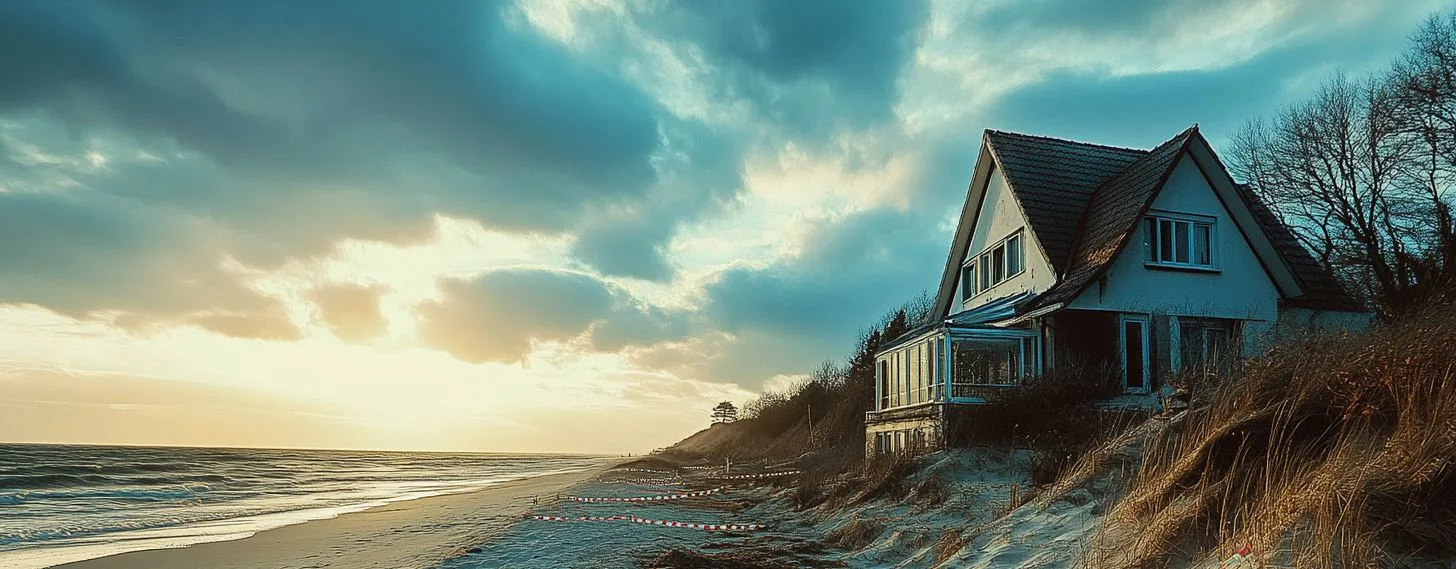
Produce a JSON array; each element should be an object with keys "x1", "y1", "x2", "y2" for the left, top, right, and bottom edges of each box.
[
  {"x1": 984, "y1": 130, "x2": 1145, "y2": 270},
  {"x1": 936, "y1": 126, "x2": 1367, "y2": 318},
  {"x1": 1029, "y1": 127, "x2": 1198, "y2": 308},
  {"x1": 1239, "y1": 185, "x2": 1365, "y2": 311}
]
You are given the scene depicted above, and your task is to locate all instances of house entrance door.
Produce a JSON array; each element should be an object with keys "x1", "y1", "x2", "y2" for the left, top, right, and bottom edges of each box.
[{"x1": 1120, "y1": 314, "x2": 1150, "y2": 394}]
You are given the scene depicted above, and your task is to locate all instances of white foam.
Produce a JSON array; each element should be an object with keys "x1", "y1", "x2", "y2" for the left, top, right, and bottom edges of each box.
[{"x1": 0, "y1": 467, "x2": 586, "y2": 569}]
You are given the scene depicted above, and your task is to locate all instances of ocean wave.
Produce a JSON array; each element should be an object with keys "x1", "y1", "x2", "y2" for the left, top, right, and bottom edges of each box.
[
  {"x1": 0, "y1": 472, "x2": 113, "y2": 490},
  {"x1": 0, "y1": 484, "x2": 217, "y2": 503},
  {"x1": 0, "y1": 472, "x2": 233, "y2": 491}
]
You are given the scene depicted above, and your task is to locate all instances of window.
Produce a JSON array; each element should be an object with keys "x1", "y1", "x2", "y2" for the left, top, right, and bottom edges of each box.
[
  {"x1": 931, "y1": 337, "x2": 943, "y2": 401},
  {"x1": 878, "y1": 360, "x2": 889, "y2": 410},
  {"x1": 950, "y1": 338, "x2": 1031, "y2": 387},
  {"x1": 960, "y1": 264, "x2": 976, "y2": 301},
  {"x1": 1179, "y1": 319, "x2": 1234, "y2": 376},
  {"x1": 909, "y1": 344, "x2": 922, "y2": 405},
  {"x1": 885, "y1": 352, "x2": 896, "y2": 410},
  {"x1": 978, "y1": 252, "x2": 992, "y2": 291},
  {"x1": 992, "y1": 243, "x2": 1006, "y2": 282},
  {"x1": 963, "y1": 230, "x2": 1026, "y2": 301},
  {"x1": 918, "y1": 342, "x2": 931, "y2": 402},
  {"x1": 1006, "y1": 234, "x2": 1022, "y2": 276},
  {"x1": 1145, "y1": 214, "x2": 1215, "y2": 269}
]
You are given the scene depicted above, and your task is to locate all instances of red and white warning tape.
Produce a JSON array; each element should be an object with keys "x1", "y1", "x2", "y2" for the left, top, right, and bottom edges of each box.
[
  {"x1": 525, "y1": 514, "x2": 762, "y2": 531},
  {"x1": 714, "y1": 470, "x2": 801, "y2": 480},
  {"x1": 597, "y1": 478, "x2": 685, "y2": 486},
  {"x1": 565, "y1": 487, "x2": 722, "y2": 503},
  {"x1": 627, "y1": 516, "x2": 763, "y2": 531}
]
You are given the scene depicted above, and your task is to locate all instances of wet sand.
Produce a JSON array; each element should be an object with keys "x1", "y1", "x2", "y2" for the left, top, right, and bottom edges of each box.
[{"x1": 55, "y1": 467, "x2": 612, "y2": 569}]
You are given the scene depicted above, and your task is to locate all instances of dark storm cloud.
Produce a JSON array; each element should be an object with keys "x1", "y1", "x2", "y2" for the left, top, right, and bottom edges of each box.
[
  {"x1": 417, "y1": 269, "x2": 692, "y2": 364},
  {"x1": 640, "y1": 0, "x2": 930, "y2": 139},
  {"x1": 0, "y1": 0, "x2": 738, "y2": 278},
  {"x1": 568, "y1": 121, "x2": 746, "y2": 281}
]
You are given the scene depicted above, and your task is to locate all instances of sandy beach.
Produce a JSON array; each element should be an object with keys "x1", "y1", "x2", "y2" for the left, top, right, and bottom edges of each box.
[{"x1": 52, "y1": 466, "x2": 613, "y2": 569}]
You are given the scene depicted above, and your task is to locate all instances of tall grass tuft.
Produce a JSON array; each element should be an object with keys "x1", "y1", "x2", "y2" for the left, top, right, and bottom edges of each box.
[{"x1": 1088, "y1": 302, "x2": 1456, "y2": 568}]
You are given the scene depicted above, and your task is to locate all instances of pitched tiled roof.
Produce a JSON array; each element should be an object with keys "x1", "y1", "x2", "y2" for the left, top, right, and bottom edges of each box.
[
  {"x1": 1239, "y1": 185, "x2": 1365, "y2": 311},
  {"x1": 1028, "y1": 127, "x2": 1198, "y2": 308},
  {"x1": 984, "y1": 131, "x2": 1145, "y2": 271},
  {"x1": 938, "y1": 125, "x2": 1367, "y2": 318}
]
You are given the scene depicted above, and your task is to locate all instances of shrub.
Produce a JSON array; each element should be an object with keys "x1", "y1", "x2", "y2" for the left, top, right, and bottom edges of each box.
[
  {"x1": 946, "y1": 364, "x2": 1131, "y2": 484},
  {"x1": 825, "y1": 518, "x2": 883, "y2": 550}
]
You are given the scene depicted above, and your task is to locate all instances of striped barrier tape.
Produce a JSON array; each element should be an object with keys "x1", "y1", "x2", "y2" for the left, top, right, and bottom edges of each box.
[
  {"x1": 628, "y1": 516, "x2": 763, "y2": 531},
  {"x1": 524, "y1": 514, "x2": 762, "y2": 531},
  {"x1": 596, "y1": 478, "x2": 685, "y2": 486},
  {"x1": 565, "y1": 487, "x2": 723, "y2": 503},
  {"x1": 619, "y1": 468, "x2": 675, "y2": 474},
  {"x1": 713, "y1": 470, "x2": 802, "y2": 480}
]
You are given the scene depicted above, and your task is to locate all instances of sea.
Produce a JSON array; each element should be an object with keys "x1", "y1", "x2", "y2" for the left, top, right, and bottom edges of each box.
[{"x1": 0, "y1": 443, "x2": 605, "y2": 568}]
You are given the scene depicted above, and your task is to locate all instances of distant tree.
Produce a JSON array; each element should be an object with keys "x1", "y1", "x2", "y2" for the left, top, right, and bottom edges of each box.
[
  {"x1": 711, "y1": 401, "x2": 738, "y2": 424},
  {"x1": 809, "y1": 359, "x2": 845, "y2": 388},
  {"x1": 882, "y1": 308, "x2": 911, "y2": 344},
  {"x1": 903, "y1": 289, "x2": 936, "y2": 327}
]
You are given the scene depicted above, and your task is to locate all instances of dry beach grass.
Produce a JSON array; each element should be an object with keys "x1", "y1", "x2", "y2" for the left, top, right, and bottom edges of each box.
[{"x1": 1089, "y1": 302, "x2": 1456, "y2": 568}]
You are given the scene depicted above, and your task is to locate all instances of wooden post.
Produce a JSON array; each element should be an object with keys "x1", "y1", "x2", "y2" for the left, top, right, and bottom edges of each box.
[{"x1": 807, "y1": 404, "x2": 814, "y2": 444}]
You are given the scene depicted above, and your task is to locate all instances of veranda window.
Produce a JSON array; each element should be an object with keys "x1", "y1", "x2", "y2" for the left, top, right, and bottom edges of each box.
[{"x1": 950, "y1": 338, "x2": 1032, "y2": 387}]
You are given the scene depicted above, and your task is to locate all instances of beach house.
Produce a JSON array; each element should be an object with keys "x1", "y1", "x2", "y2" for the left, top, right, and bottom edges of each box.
[{"x1": 866, "y1": 126, "x2": 1370, "y2": 456}]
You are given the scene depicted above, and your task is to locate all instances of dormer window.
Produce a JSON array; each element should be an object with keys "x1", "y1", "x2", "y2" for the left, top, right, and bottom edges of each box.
[{"x1": 1144, "y1": 213, "x2": 1215, "y2": 270}]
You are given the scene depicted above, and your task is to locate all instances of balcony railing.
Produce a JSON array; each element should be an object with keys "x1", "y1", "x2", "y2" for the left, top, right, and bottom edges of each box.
[
  {"x1": 949, "y1": 382, "x2": 1018, "y2": 401},
  {"x1": 864, "y1": 402, "x2": 940, "y2": 424}
]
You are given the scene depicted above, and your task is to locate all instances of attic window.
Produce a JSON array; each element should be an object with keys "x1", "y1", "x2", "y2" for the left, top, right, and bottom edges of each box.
[
  {"x1": 1144, "y1": 214, "x2": 1215, "y2": 270},
  {"x1": 962, "y1": 230, "x2": 1026, "y2": 301}
]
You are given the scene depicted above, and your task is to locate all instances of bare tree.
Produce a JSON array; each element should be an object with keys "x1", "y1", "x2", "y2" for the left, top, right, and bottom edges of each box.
[
  {"x1": 808, "y1": 358, "x2": 845, "y2": 388},
  {"x1": 1390, "y1": 14, "x2": 1456, "y2": 299},
  {"x1": 1230, "y1": 21, "x2": 1456, "y2": 316}
]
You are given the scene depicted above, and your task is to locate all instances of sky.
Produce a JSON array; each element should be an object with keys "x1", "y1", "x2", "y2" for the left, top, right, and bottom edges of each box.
[{"x1": 0, "y1": 0, "x2": 1448, "y2": 454}]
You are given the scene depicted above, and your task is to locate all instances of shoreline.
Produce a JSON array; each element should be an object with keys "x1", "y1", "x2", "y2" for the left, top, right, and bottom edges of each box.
[{"x1": 45, "y1": 463, "x2": 617, "y2": 569}]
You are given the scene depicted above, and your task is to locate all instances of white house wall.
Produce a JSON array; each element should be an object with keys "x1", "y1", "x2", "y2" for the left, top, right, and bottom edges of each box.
[
  {"x1": 1068, "y1": 153, "x2": 1282, "y2": 345},
  {"x1": 951, "y1": 167, "x2": 1057, "y2": 316}
]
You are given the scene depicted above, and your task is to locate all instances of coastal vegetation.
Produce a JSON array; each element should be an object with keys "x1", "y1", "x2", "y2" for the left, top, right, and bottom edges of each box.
[{"x1": 647, "y1": 13, "x2": 1456, "y2": 567}]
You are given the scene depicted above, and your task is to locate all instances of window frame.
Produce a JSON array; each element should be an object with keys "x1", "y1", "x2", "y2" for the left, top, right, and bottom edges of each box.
[
  {"x1": 961, "y1": 229, "x2": 1029, "y2": 303},
  {"x1": 1177, "y1": 318, "x2": 1235, "y2": 376},
  {"x1": 960, "y1": 264, "x2": 977, "y2": 301},
  {"x1": 949, "y1": 336, "x2": 1038, "y2": 388},
  {"x1": 1144, "y1": 212, "x2": 1218, "y2": 271}
]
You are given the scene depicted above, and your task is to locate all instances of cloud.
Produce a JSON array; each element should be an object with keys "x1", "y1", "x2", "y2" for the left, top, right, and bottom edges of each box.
[
  {"x1": 416, "y1": 268, "x2": 691, "y2": 364},
  {"x1": 976, "y1": 3, "x2": 1444, "y2": 148},
  {"x1": 0, "y1": 190, "x2": 298, "y2": 340},
  {"x1": 0, "y1": 0, "x2": 743, "y2": 280},
  {"x1": 308, "y1": 284, "x2": 389, "y2": 343},
  {"x1": 0, "y1": 0, "x2": 1446, "y2": 403},
  {"x1": 627, "y1": 0, "x2": 930, "y2": 140},
  {"x1": 654, "y1": 208, "x2": 946, "y2": 386}
]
